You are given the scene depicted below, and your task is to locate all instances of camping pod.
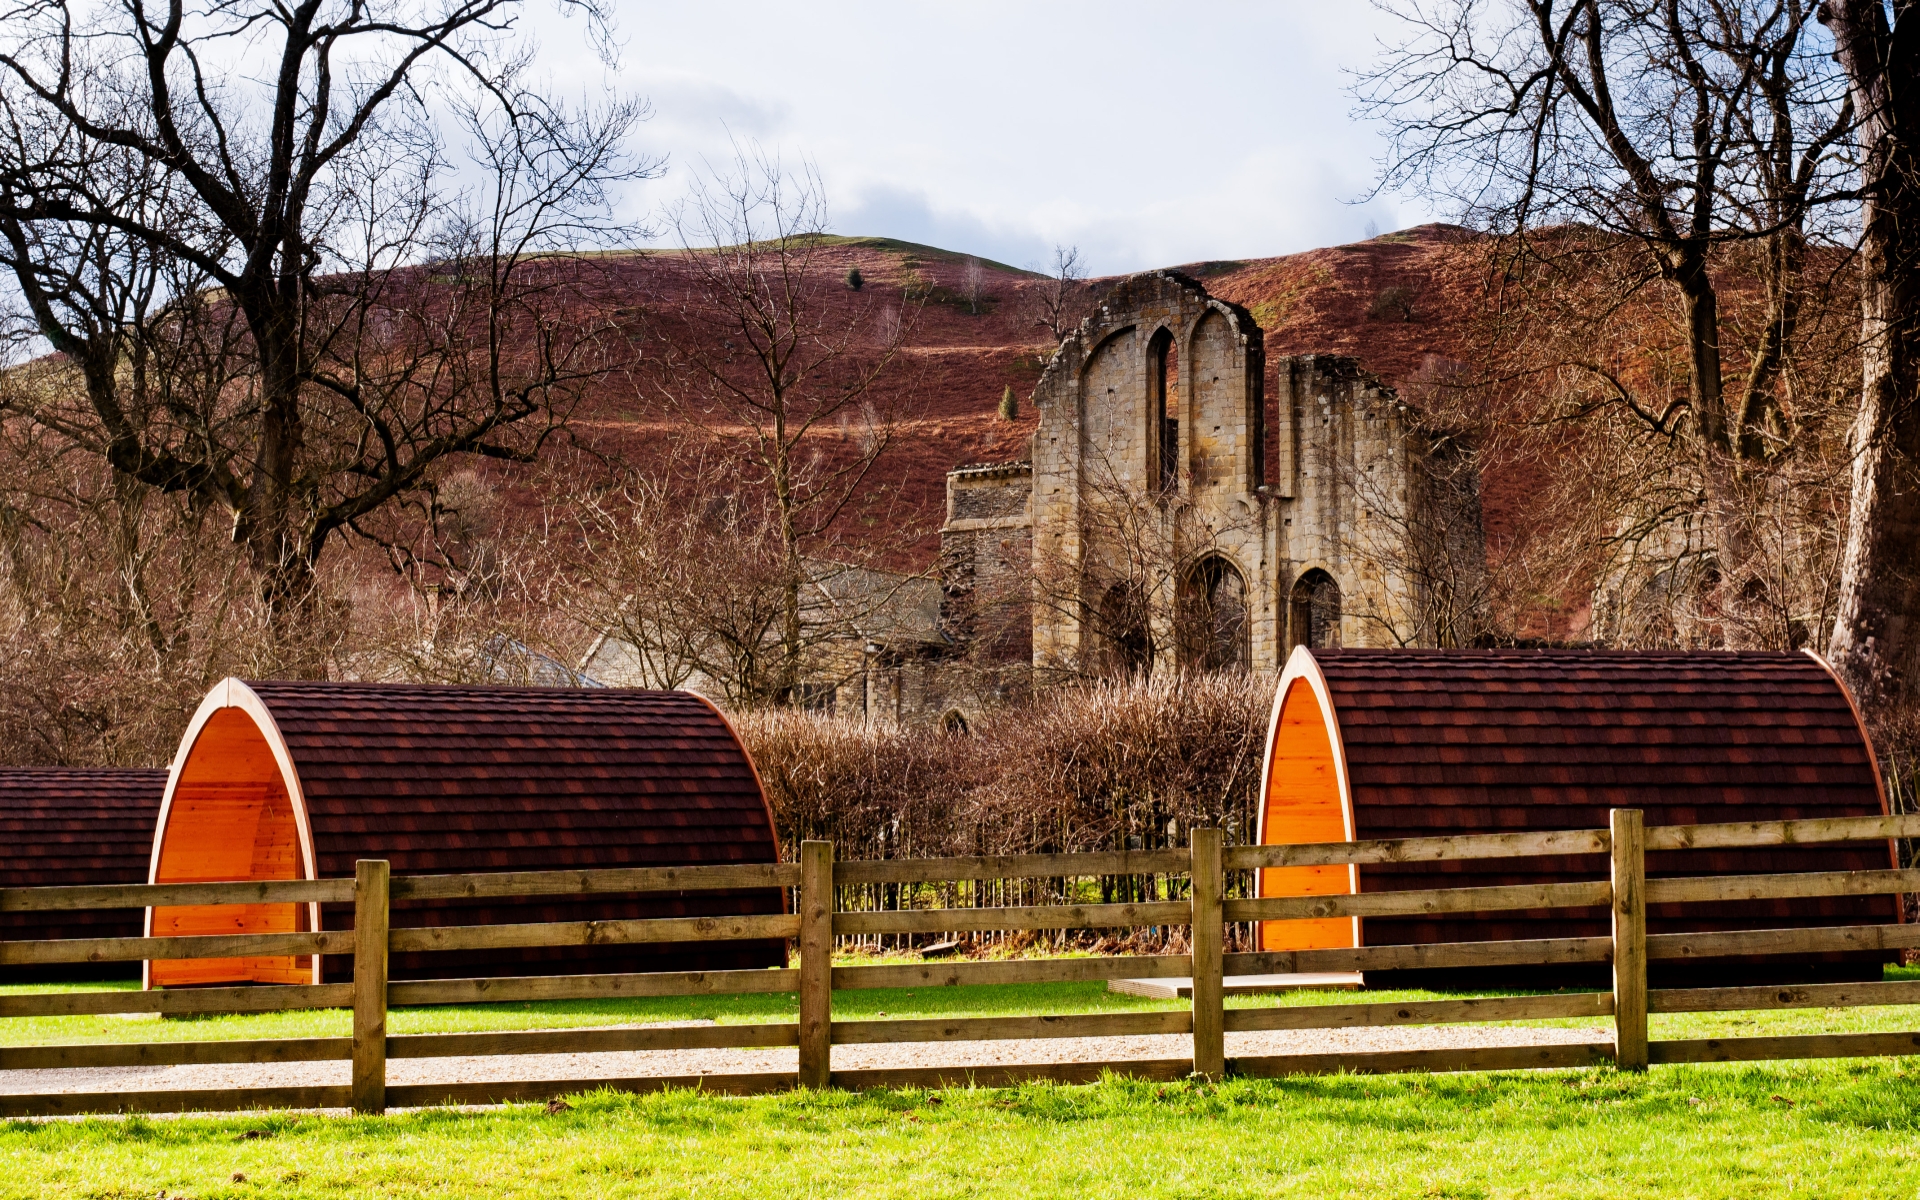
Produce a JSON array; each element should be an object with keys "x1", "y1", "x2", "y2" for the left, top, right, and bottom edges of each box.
[
  {"x1": 145, "y1": 680, "x2": 785, "y2": 986},
  {"x1": 1, "y1": 768, "x2": 168, "y2": 981},
  {"x1": 1256, "y1": 648, "x2": 1901, "y2": 985}
]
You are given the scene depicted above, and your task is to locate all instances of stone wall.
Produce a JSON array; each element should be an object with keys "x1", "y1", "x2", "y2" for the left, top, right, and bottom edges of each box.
[
  {"x1": 934, "y1": 271, "x2": 1485, "y2": 696},
  {"x1": 940, "y1": 462, "x2": 1035, "y2": 664}
]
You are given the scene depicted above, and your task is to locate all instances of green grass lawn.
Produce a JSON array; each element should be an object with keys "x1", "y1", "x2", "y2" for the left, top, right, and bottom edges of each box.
[
  {"x1": 8, "y1": 1064, "x2": 1920, "y2": 1198},
  {"x1": 8, "y1": 967, "x2": 1920, "y2": 1196}
]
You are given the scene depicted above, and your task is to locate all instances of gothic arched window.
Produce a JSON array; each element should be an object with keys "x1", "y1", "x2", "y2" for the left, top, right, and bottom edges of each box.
[
  {"x1": 1181, "y1": 556, "x2": 1249, "y2": 673},
  {"x1": 1147, "y1": 327, "x2": 1177, "y2": 492},
  {"x1": 1288, "y1": 569, "x2": 1342, "y2": 651}
]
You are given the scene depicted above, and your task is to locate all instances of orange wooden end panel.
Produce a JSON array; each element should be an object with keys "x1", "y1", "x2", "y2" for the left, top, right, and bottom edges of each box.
[
  {"x1": 1258, "y1": 677, "x2": 1357, "y2": 953},
  {"x1": 151, "y1": 709, "x2": 307, "y2": 986}
]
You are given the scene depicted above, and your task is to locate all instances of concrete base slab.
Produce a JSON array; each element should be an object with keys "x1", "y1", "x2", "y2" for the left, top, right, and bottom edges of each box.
[{"x1": 1108, "y1": 973, "x2": 1365, "y2": 1000}]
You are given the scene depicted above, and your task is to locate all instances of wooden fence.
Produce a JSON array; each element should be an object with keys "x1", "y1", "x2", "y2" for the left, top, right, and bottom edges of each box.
[{"x1": 3, "y1": 809, "x2": 1919, "y2": 1117}]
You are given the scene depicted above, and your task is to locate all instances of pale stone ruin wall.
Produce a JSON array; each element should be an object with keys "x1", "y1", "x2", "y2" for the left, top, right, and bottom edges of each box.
[
  {"x1": 941, "y1": 461, "x2": 1035, "y2": 656},
  {"x1": 940, "y1": 270, "x2": 1485, "y2": 691},
  {"x1": 1025, "y1": 272, "x2": 1274, "y2": 672},
  {"x1": 589, "y1": 274, "x2": 1485, "y2": 722},
  {"x1": 1275, "y1": 355, "x2": 1444, "y2": 650}
]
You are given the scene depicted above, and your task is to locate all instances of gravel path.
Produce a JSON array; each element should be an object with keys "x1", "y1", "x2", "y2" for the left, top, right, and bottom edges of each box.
[{"x1": 0, "y1": 1022, "x2": 1610, "y2": 1098}]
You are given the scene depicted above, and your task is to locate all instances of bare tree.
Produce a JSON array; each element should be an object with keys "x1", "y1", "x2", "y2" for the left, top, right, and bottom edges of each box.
[
  {"x1": 0, "y1": 0, "x2": 654, "y2": 634},
  {"x1": 962, "y1": 256, "x2": 986, "y2": 315},
  {"x1": 566, "y1": 446, "x2": 816, "y2": 703},
  {"x1": 1361, "y1": 0, "x2": 1857, "y2": 645},
  {"x1": 1334, "y1": 430, "x2": 1494, "y2": 648},
  {"x1": 559, "y1": 441, "x2": 937, "y2": 708},
  {"x1": 0, "y1": 371, "x2": 286, "y2": 765},
  {"x1": 652, "y1": 149, "x2": 922, "y2": 705},
  {"x1": 1821, "y1": 1, "x2": 1920, "y2": 725},
  {"x1": 1027, "y1": 244, "x2": 1090, "y2": 343},
  {"x1": 1030, "y1": 442, "x2": 1261, "y2": 681}
]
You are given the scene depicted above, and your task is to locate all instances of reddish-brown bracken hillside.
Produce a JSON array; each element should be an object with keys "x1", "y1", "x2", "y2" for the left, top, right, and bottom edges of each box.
[{"x1": 570, "y1": 225, "x2": 1499, "y2": 569}]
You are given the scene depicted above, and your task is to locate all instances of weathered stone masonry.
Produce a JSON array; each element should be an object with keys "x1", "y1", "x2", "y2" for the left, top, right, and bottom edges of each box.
[{"x1": 940, "y1": 270, "x2": 1482, "y2": 680}]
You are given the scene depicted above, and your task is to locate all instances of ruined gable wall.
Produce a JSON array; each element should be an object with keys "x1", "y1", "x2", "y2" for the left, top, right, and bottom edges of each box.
[
  {"x1": 938, "y1": 276, "x2": 1484, "y2": 693},
  {"x1": 1273, "y1": 355, "x2": 1483, "y2": 648},
  {"x1": 1029, "y1": 272, "x2": 1275, "y2": 675}
]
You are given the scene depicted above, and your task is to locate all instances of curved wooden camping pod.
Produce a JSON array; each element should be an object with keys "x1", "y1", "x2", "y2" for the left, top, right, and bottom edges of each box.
[
  {"x1": 1256, "y1": 648, "x2": 1900, "y2": 982},
  {"x1": 1253, "y1": 652, "x2": 1358, "y2": 952},
  {"x1": 1, "y1": 769, "x2": 168, "y2": 981},
  {"x1": 146, "y1": 680, "x2": 786, "y2": 986}
]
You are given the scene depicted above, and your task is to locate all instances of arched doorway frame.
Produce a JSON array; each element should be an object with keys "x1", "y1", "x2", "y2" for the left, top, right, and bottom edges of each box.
[
  {"x1": 1287, "y1": 566, "x2": 1344, "y2": 653},
  {"x1": 143, "y1": 680, "x2": 322, "y2": 987},
  {"x1": 1180, "y1": 552, "x2": 1252, "y2": 672}
]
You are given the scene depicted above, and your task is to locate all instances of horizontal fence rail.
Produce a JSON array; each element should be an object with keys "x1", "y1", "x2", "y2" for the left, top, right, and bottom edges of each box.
[
  {"x1": 387, "y1": 969, "x2": 802, "y2": 1007},
  {"x1": 386, "y1": 913, "x2": 801, "y2": 955},
  {"x1": 1224, "y1": 880, "x2": 1613, "y2": 922},
  {"x1": 1643, "y1": 813, "x2": 1920, "y2": 851},
  {"x1": 1224, "y1": 828, "x2": 1614, "y2": 869},
  {"x1": 1223, "y1": 992, "x2": 1615, "y2": 1032},
  {"x1": 389, "y1": 862, "x2": 801, "y2": 901},
  {"x1": 4, "y1": 809, "x2": 1920, "y2": 1117},
  {"x1": 1645, "y1": 867, "x2": 1920, "y2": 904},
  {"x1": 0, "y1": 984, "x2": 354, "y2": 1020},
  {"x1": 0, "y1": 878, "x2": 353, "y2": 911},
  {"x1": 1, "y1": 930, "x2": 353, "y2": 967}
]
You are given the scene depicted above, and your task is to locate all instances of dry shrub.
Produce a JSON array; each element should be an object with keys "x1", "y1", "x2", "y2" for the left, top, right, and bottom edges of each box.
[
  {"x1": 730, "y1": 709, "x2": 971, "y2": 860},
  {"x1": 969, "y1": 672, "x2": 1272, "y2": 854},
  {"x1": 0, "y1": 447, "x2": 329, "y2": 766},
  {"x1": 733, "y1": 672, "x2": 1274, "y2": 861}
]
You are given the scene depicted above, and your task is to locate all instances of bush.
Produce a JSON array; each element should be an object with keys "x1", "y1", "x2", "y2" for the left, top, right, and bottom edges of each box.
[
  {"x1": 732, "y1": 672, "x2": 1272, "y2": 861},
  {"x1": 845, "y1": 267, "x2": 864, "y2": 291},
  {"x1": 732, "y1": 708, "x2": 971, "y2": 859},
  {"x1": 1366, "y1": 284, "x2": 1417, "y2": 321},
  {"x1": 998, "y1": 385, "x2": 1019, "y2": 421}
]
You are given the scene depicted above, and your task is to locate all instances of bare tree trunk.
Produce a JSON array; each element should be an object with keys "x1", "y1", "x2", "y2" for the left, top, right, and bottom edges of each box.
[
  {"x1": 1824, "y1": 0, "x2": 1920, "y2": 718},
  {"x1": 1681, "y1": 270, "x2": 1767, "y2": 647},
  {"x1": 774, "y1": 423, "x2": 805, "y2": 705}
]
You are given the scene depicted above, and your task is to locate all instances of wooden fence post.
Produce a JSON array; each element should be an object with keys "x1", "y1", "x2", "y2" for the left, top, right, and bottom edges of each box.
[
  {"x1": 1189, "y1": 827, "x2": 1225, "y2": 1080},
  {"x1": 1609, "y1": 809, "x2": 1648, "y2": 1072},
  {"x1": 351, "y1": 859, "x2": 391, "y2": 1114},
  {"x1": 797, "y1": 840, "x2": 834, "y2": 1089}
]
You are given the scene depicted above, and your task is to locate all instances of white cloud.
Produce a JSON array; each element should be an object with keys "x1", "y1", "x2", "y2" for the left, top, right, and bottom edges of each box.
[{"x1": 528, "y1": 1, "x2": 1439, "y2": 273}]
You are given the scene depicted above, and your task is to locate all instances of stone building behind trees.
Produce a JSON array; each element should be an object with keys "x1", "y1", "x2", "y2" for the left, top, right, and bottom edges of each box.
[
  {"x1": 587, "y1": 270, "x2": 1485, "y2": 721},
  {"x1": 939, "y1": 269, "x2": 1486, "y2": 697}
]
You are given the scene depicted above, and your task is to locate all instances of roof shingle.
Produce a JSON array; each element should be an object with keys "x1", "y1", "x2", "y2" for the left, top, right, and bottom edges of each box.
[{"x1": 1307, "y1": 650, "x2": 1899, "y2": 978}]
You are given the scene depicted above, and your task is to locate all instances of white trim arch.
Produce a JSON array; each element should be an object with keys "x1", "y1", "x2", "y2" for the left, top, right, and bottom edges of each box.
[
  {"x1": 144, "y1": 678, "x2": 322, "y2": 986},
  {"x1": 1254, "y1": 646, "x2": 1361, "y2": 947}
]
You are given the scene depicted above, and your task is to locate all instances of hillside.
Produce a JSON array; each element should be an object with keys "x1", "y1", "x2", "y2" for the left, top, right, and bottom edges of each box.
[{"x1": 568, "y1": 224, "x2": 1499, "y2": 569}]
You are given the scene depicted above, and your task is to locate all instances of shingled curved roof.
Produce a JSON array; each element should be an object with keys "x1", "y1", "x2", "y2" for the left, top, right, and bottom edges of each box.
[
  {"x1": 1258, "y1": 649, "x2": 1898, "y2": 979},
  {"x1": 1313, "y1": 649, "x2": 1885, "y2": 827},
  {"x1": 1, "y1": 768, "x2": 168, "y2": 979},
  {"x1": 152, "y1": 680, "x2": 785, "y2": 982},
  {"x1": 237, "y1": 680, "x2": 779, "y2": 876}
]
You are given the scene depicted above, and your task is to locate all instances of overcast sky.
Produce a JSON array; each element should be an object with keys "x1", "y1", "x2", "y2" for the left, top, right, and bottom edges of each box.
[{"x1": 545, "y1": 2, "x2": 1437, "y2": 275}]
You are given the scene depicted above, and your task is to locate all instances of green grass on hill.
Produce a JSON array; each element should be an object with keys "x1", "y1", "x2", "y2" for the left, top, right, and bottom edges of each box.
[
  {"x1": 9, "y1": 1064, "x2": 1920, "y2": 1198},
  {"x1": 547, "y1": 235, "x2": 1042, "y2": 277}
]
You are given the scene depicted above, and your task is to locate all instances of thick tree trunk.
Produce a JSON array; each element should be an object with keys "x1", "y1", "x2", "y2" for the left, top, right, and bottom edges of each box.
[
  {"x1": 1678, "y1": 276, "x2": 1770, "y2": 647},
  {"x1": 1681, "y1": 269, "x2": 1730, "y2": 450},
  {"x1": 1823, "y1": 0, "x2": 1920, "y2": 721}
]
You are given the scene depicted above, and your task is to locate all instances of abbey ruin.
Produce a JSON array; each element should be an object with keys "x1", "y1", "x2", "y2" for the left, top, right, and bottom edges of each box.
[
  {"x1": 940, "y1": 269, "x2": 1485, "y2": 690},
  {"x1": 585, "y1": 269, "x2": 1485, "y2": 720}
]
